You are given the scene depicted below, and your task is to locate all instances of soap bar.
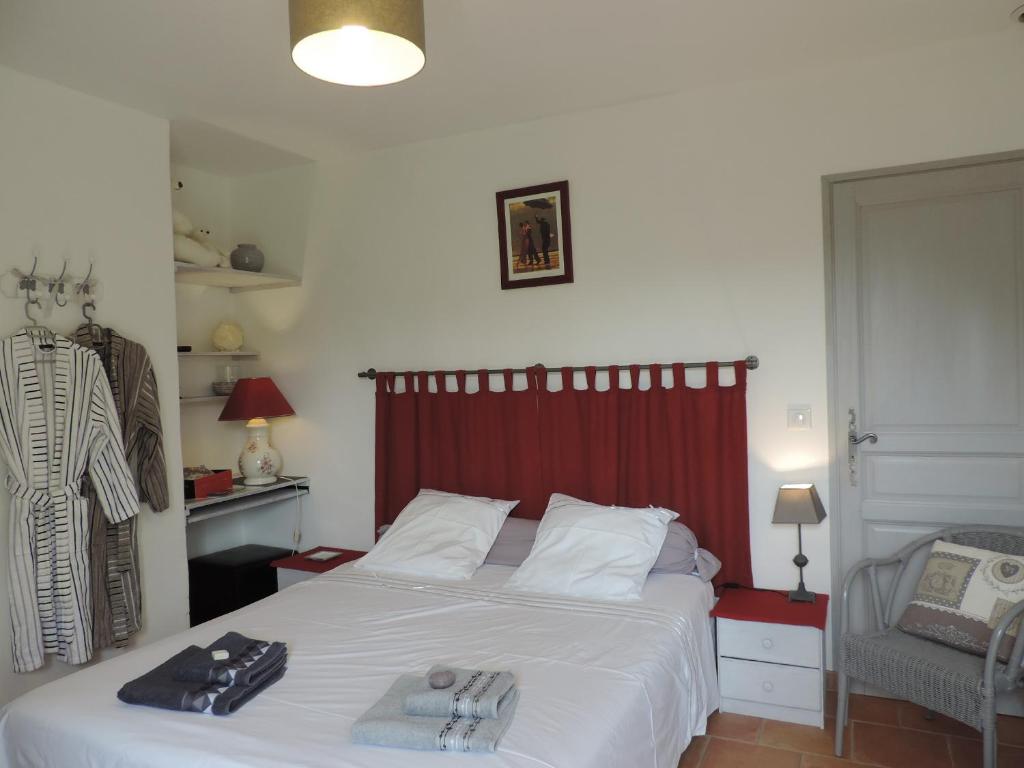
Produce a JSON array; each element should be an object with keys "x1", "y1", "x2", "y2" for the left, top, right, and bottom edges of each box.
[
  {"x1": 211, "y1": 649, "x2": 229, "y2": 661},
  {"x1": 428, "y1": 669, "x2": 456, "y2": 689}
]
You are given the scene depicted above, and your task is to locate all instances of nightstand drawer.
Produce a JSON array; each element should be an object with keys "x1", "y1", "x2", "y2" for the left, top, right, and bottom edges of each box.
[
  {"x1": 717, "y1": 617, "x2": 821, "y2": 668},
  {"x1": 719, "y1": 657, "x2": 822, "y2": 712}
]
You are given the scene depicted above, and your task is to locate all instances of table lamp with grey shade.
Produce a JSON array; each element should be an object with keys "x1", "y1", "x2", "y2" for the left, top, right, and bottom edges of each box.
[{"x1": 772, "y1": 483, "x2": 827, "y2": 603}]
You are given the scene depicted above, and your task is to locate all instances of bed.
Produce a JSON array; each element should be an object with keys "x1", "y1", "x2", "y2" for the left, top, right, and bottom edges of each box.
[{"x1": 0, "y1": 562, "x2": 718, "y2": 768}]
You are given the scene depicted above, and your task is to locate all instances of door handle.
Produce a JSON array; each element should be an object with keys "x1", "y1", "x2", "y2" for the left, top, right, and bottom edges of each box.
[{"x1": 847, "y1": 408, "x2": 877, "y2": 486}]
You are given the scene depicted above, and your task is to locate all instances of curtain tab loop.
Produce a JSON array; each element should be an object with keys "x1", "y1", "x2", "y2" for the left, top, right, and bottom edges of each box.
[
  {"x1": 560, "y1": 366, "x2": 574, "y2": 391},
  {"x1": 528, "y1": 364, "x2": 546, "y2": 391},
  {"x1": 608, "y1": 365, "x2": 620, "y2": 391},
  {"x1": 671, "y1": 363, "x2": 686, "y2": 390},
  {"x1": 478, "y1": 369, "x2": 490, "y2": 392},
  {"x1": 733, "y1": 360, "x2": 747, "y2": 390},
  {"x1": 585, "y1": 366, "x2": 597, "y2": 390},
  {"x1": 502, "y1": 368, "x2": 514, "y2": 392},
  {"x1": 628, "y1": 364, "x2": 641, "y2": 390},
  {"x1": 433, "y1": 370, "x2": 445, "y2": 394},
  {"x1": 706, "y1": 362, "x2": 720, "y2": 389},
  {"x1": 650, "y1": 363, "x2": 663, "y2": 390},
  {"x1": 455, "y1": 370, "x2": 467, "y2": 393}
]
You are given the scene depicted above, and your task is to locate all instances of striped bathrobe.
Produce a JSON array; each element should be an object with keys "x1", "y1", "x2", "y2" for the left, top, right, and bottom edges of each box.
[
  {"x1": 0, "y1": 330, "x2": 140, "y2": 673},
  {"x1": 74, "y1": 327, "x2": 168, "y2": 649}
]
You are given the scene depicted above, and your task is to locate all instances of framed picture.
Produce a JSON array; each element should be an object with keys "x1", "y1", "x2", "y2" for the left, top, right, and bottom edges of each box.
[{"x1": 496, "y1": 180, "x2": 573, "y2": 290}]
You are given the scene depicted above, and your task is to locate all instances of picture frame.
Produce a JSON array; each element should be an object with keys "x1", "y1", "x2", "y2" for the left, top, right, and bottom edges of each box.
[{"x1": 495, "y1": 180, "x2": 573, "y2": 290}]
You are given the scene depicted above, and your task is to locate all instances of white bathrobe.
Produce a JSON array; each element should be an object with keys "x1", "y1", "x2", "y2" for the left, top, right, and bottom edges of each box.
[{"x1": 0, "y1": 330, "x2": 140, "y2": 673}]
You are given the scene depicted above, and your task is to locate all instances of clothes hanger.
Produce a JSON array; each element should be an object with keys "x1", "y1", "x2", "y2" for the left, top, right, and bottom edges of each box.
[
  {"x1": 81, "y1": 299, "x2": 106, "y2": 346},
  {"x1": 74, "y1": 261, "x2": 106, "y2": 346}
]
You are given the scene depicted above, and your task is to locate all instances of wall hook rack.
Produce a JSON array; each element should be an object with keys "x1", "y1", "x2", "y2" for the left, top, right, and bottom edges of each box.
[{"x1": 2, "y1": 255, "x2": 100, "y2": 306}]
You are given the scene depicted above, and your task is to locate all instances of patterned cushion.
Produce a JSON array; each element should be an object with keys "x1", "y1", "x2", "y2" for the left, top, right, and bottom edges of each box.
[{"x1": 898, "y1": 540, "x2": 1024, "y2": 662}]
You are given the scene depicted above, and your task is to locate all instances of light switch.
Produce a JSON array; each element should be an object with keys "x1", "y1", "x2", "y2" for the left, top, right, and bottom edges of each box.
[{"x1": 787, "y1": 405, "x2": 812, "y2": 430}]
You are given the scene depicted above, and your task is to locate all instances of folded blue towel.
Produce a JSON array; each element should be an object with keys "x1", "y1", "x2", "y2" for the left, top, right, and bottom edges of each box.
[
  {"x1": 353, "y1": 674, "x2": 519, "y2": 752},
  {"x1": 404, "y1": 665, "x2": 516, "y2": 719},
  {"x1": 117, "y1": 646, "x2": 286, "y2": 715},
  {"x1": 173, "y1": 632, "x2": 288, "y2": 688}
]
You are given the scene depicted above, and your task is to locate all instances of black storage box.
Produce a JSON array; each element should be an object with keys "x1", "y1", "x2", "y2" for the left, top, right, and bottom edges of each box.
[{"x1": 188, "y1": 544, "x2": 292, "y2": 627}]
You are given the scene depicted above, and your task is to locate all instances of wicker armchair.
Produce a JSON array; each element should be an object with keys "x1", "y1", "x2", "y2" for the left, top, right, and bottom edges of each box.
[{"x1": 835, "y1": 526, "x2": 1024, "y2": 768}]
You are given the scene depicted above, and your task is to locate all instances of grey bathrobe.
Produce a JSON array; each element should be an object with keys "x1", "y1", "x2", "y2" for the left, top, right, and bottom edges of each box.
[{"x1": 75, "y1": 326, "x2": 168, "y2": 649}]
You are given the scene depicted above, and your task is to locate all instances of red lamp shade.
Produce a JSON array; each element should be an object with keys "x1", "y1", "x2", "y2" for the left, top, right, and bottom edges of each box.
[{"x1": 218, "y1": 377, "x2": 295, "y2": 422}]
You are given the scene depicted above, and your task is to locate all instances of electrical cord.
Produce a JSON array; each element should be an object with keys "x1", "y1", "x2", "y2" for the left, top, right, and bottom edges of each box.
[{"x1": 281, "y1": 476, "x2": 304, "y2": 555}]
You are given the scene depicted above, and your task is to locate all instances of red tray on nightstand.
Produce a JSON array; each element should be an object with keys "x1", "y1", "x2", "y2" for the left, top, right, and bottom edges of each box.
[
  {"x1": 269, "y1": 547, "x2": 366, "y2": 574},
  {"x1": 711, "y1": 588, "x2": 829, "y2": 630}
]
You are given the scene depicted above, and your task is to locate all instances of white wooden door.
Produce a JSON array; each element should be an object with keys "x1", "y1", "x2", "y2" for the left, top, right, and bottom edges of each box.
[{"x1": 830, "y1": 158, "x2": 1024, "y2": 688}]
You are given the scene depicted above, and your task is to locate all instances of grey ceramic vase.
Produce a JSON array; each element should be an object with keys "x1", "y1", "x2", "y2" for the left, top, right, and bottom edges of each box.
[{"x1": 230, "y1": 244, "x2": 265, "y2": 272}]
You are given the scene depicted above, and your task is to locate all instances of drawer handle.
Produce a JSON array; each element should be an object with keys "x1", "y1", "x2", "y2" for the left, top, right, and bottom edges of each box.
[
  {"x1": 761, "y1": 638, "x2": 774, "y2": 650},
  {"x1": 762, "y1": 681, "x2": 774, "y2": 693}
]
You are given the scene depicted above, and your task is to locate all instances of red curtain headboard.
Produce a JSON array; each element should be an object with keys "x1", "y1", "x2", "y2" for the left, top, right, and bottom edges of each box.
[{"x1": 374, "y1": 362, "x2": 752, "y2": 586}]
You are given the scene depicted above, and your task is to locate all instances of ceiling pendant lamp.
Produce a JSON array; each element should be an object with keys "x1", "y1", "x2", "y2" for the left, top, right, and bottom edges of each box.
[{"x1": 289, "y1": 0, "x2": 426, "y2": 87}]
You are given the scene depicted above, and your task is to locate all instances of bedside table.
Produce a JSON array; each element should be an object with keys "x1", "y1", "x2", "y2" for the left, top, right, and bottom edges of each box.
[
  {"x1": 270, "y1": 547, "x2": 366, "y2": 590},
  {"x1": 711, "y1": 588, "x2": 829, "y2": 727}
]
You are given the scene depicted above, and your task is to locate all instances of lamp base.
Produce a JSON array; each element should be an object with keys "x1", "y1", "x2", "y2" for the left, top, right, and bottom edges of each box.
[
  {"x1": 241, "y1": 475, "x2": 279, "y2": 487},
  {"x1": 238, "y1": 417, "x2": 283, "y2": 487},
  {"x1": 788, "y1": 586, "x2": 816, "y2": 603}
]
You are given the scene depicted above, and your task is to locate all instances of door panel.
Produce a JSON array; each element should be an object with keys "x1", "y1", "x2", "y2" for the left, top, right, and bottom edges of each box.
[
  {"x1": 860, "y1": 188, "x2": 1021, "y2": 428},
  {"x1": 831, "y1": 159, "x2": 1024, "y2": 705}
]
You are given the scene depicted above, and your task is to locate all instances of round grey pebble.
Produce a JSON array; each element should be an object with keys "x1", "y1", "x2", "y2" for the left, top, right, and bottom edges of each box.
[{"x1": 428, "y1": 669, "x2": 456, "y2": 689}]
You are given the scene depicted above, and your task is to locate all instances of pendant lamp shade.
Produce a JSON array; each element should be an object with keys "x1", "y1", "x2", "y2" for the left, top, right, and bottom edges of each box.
[{"x1": 289, "y1": 0, "x2": 426, "y2": 87}]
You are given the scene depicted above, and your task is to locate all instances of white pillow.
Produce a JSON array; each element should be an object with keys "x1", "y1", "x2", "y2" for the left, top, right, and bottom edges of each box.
[
  {"x1": 504, "y1": 494, "x2": 677, "y2": 600},
  {"x1": 354, "y1": 489, "x2": 518, "y2": 580}
]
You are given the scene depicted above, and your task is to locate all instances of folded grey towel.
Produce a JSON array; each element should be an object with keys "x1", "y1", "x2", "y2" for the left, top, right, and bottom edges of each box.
[
  {"x1": 353, "y1": 675, "x2": 519, "y2": 752},
  {"x1": 404, "y1": 665, "x2": 516, "y2": 719},
  {"x1": 118, "y1": 646, "x2": 286, "y2": 716},
  {"x1": 173, "y1": 632, "x2": 288, "y2": 688}
]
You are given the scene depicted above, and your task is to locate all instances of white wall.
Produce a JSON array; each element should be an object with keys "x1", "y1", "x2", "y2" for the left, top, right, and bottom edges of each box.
[
  {"x1": 0, "y1": 65, "x2": 187, "y2": 705},
  {"x1": 255, "y1": 27, "x2": 1024, "y2": 607}
]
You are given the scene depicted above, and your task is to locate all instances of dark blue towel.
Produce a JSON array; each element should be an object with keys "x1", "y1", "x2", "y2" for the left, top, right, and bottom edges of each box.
[
  {"x1": 173, "y1": 632, "x2": 288, "y2": 688},
  {"x1": 117, "y1": 646, "x2": 285, "y2": 715}
]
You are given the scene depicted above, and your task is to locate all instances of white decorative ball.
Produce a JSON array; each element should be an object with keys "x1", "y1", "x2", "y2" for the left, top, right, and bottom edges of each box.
[{"x1": 212, "y1": 321, "x2": 244, "y2": 352}]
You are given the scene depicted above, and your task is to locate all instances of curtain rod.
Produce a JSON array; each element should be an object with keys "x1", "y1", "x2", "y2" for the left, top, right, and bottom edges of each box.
[{"x1": 357, "y1": 355, "x2": 759, "y2": 381}]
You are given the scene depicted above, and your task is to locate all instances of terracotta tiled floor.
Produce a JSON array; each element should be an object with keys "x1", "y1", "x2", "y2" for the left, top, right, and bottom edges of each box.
[{"x1": 678, "y1": 691, "x2": 1024, "y2": 768}]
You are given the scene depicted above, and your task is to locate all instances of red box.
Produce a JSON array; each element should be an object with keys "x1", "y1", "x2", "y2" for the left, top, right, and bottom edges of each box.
[{"x1": 184, "y1": 469, "x2": 234, "y2": 500}]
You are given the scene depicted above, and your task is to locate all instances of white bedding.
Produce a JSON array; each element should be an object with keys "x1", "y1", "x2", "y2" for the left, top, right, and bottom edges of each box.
[{"x1": 0, "y1": 564, "x2": 718, "y2": 768}]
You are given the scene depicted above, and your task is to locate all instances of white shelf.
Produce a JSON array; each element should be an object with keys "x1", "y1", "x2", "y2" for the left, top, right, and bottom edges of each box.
[
  {"x1": 186, "y1": 476, "x2": 310, "y2": 524},
  {"x1": 174, "y1": 262, "x2": 300, "y2": 292},
  {"x1": 178, "y1": 350, "x2": 260, "y2": 359},
  {"x1": 179, "y1": 395, "x2": 228, "y2": 406}
]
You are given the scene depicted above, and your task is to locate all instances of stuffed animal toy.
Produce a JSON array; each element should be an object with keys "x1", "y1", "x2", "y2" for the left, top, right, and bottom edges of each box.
[
  {"x1": 173, "y1": 209, "x2": 193, "y2": 236},
  {"x1": 193, "y1": 227, "x2": 234, "y2": 269},
  {"x1": 172, "y1": 210, "x2": 227, "y2": 269}
]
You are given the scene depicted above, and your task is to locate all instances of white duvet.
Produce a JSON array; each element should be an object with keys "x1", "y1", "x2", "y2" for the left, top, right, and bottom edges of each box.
[{"x1": 0, "y1": 564, "x2": 718, "y2": 768}]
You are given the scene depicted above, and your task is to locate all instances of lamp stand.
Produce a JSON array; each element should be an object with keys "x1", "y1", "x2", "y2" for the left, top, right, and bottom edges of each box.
[
  {"x1": 238, "y1": 417, "x2": 282, "y2": 486},
  {"x1": 789, "y1": 523, "x2": 816, "y2": 603}
]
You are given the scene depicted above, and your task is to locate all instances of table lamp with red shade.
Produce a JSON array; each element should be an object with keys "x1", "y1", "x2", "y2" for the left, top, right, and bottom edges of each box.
[{"x1": 218, "y1": 377, "x2": 295, "y2": 486}]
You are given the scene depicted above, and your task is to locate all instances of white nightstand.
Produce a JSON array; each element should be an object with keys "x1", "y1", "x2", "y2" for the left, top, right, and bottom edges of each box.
[{"x1": 712, "y1": 589, "x2": 828, "y2": 728}]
